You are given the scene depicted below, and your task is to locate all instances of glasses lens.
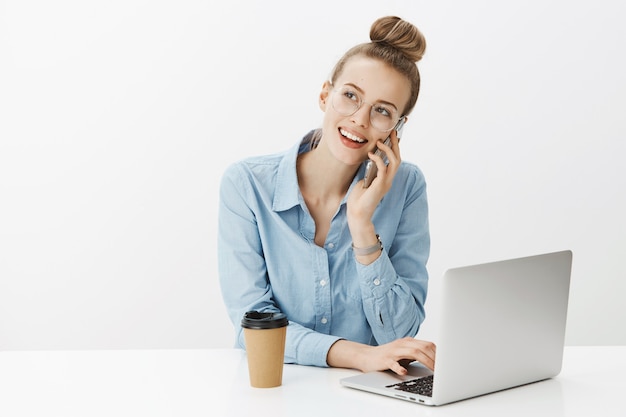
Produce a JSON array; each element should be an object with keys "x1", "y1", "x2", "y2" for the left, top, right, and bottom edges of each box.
[
  {"x1": 331, "y1": 85, "x2": 400, "y2": 132},
  {"x1": 370, "y1": 104, "x2": 398, "y2": 132},
  {"x1": 332, "y1": 86, "x2": 360, "y2": 116}
]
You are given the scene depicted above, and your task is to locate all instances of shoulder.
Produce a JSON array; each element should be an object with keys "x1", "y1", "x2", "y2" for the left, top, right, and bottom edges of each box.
[
  {"x1": 221, "y1": 132, "x2": 313, "y2": 188},
  {"x1": 221, "y1": 148, "x2": 287, "y2": 183},
  {"x1": 219, "y1": 142, "x2": 300, "y2": 203},
  {"x1": 394, "y1": 160, "x2": 427, "y2": 193}
]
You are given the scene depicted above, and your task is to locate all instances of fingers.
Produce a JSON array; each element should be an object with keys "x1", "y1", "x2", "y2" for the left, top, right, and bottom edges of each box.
[
  {"x1": 412, "y1": 340, "x2": 436, "y2": 371},
  {"x1": 388, "y1": 360, "x2": 410, "y2": 375},
  {"x1": 388, "y1": 338, "x2": 437, "y2": 374},
  {"x1": 367, "y1": 133, "x2": 401, "y2": 186},
  {"x1": 385, "y1": 132, "x2": 402, "y2": 168},
  {"x1": 357, "y1": 338, "x2": 437, "y2": 375}
]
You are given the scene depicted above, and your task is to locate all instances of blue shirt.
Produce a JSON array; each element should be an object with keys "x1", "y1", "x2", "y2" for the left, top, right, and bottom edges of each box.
[{"x1": 218, "y1": 132, "x2": 430, "y2": 367}]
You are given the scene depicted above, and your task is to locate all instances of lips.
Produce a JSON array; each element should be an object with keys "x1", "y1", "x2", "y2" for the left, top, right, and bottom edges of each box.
[
  {"x1": 339, "y1": 128, "x2": 367, "y2": 143},
  {"x1": 339, "y1": 128, "x2": 369, "y2": 151}
]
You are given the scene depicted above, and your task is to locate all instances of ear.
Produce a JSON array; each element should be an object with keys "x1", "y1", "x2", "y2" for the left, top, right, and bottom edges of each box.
[{"x1": 319, "y1": 81, "x2": 332, "y2": 111}]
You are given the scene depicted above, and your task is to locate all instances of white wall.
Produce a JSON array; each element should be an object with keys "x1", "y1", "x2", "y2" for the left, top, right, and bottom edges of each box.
[{"x1": 1, "y1": 0, "x2": 624, "y2": 350}]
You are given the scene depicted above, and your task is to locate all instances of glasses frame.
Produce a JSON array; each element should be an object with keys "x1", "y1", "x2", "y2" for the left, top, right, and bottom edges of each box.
[{"x1": 330, "y1": 84, "x2": 405, "y2": 133}]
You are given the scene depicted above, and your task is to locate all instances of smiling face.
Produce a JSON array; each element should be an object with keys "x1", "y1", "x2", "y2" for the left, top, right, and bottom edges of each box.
[{"x1": 318, "y1": 55, "x2": 411, "y2": 168}]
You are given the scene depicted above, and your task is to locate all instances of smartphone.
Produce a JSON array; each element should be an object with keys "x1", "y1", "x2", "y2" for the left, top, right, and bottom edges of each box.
[{"x1": 362, "y1": 118, "x2": 405, "y2": 188}]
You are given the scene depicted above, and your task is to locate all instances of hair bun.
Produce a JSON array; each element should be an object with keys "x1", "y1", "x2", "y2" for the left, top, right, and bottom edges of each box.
[{"x1": 370, "y1": 16, "x2": 426, "y2": 62}]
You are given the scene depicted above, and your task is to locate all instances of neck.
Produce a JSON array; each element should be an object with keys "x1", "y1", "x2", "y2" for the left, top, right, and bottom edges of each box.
[{"x1": 297, "y1": 142, "x2": 359, "y2": 201}]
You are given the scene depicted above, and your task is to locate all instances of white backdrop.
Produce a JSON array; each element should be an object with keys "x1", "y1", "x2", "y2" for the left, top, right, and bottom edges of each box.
[{"x1": 1, "y1": 0, "x2": 624, "y2": 350}]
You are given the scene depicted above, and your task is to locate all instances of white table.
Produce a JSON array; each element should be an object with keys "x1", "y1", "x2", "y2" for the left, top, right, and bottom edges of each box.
[{"x1": 0, "y1": 346, "x2": 624, "y2": 416}]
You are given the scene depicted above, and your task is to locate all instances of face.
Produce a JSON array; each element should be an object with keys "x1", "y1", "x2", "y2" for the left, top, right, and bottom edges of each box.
[{"x1": 318, "y1": 55, "x2": 411, "y2": 167}]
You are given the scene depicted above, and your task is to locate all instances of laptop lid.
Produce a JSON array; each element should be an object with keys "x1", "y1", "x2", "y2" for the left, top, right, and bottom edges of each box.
[{"x1": 340, "y1": 250, "x2": 573, "y2": 406}]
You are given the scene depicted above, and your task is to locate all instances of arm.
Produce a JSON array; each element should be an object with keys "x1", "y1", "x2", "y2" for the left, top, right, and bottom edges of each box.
[
  {"x1": 332, "y1": 176, "x2": 433, "y2": 374},
  {"x1": 347, "y1": 133, "x2": 430, "y2": 344},
  {"x1": 354, "y1": 177, "x2": 429, "y2": 343}
]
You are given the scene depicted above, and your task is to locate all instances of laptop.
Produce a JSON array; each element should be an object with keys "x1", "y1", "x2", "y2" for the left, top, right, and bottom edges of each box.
[{"x1": 340, "y1": 250, "x2": 573, "y2": 406}]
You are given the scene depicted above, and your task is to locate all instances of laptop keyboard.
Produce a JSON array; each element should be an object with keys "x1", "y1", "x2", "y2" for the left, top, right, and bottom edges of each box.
[{"x1": 386, "y1": 375, "x2": 434, "y2": 397}]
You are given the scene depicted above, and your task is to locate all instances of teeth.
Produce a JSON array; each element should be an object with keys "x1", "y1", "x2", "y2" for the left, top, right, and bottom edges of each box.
[{"x1": 340, "y1": 129, "x2": 366, "y2": 143}]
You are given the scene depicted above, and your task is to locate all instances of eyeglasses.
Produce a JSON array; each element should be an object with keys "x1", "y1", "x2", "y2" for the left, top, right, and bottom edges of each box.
[{"x1": 330, "y1": 84, "x2": 403, "y2": 132}]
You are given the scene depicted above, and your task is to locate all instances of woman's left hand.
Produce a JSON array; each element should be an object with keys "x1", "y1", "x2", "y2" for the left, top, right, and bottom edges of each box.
[{"x1": 347, "y1": 128, "x2": 402, "y2": 245}]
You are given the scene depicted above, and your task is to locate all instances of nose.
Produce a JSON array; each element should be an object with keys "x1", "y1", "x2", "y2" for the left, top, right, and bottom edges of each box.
[{"x1": 351, "y1": 103, "x2": 370, "y2": 128}]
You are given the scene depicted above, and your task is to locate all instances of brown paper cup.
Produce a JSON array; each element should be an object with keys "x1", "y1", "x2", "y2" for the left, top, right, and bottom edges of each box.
[{"x1": 241, "y1": 311, "x2": 288, "y2": 388}]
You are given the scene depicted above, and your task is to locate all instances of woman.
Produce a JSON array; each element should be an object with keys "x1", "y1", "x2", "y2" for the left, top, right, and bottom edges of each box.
[{"x1": 218, "y1": 16, "x2": 435, "y2": 376}]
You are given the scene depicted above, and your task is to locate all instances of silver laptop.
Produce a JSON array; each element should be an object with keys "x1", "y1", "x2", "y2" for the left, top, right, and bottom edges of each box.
[{"x1": 341, "y1": 250, "x2": 573, "y2": 406}]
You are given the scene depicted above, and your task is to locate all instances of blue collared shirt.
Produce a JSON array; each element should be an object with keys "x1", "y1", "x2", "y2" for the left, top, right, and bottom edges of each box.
[{"x1": 218, "y1": 133, "x2": 430, "y2": 367}]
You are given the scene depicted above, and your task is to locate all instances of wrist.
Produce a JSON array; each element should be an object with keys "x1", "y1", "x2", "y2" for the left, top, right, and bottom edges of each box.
[
  {"x1": 349, "y1": 223, "x2": 382, "y2": 264},
  {"x1": 348, "y1": 221, "x2": 377, "y2": 247},
  {"x1": 327, "y1": 340, "x2": 371, "y2": 372},
  {"x1": 352, "y1": 234, "x2": 383, "y2": 256}
]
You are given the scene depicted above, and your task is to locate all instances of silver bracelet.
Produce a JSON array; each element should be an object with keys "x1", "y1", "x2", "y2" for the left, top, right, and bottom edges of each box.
[{"x1": 352, "y1": 234, "x2": 383, "y2": 256}]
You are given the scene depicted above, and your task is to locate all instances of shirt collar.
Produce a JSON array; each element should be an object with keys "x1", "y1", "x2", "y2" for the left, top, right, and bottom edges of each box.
[
  {"x1": 272, "y1": 133, "x2": 312, "y2": 212},
  {"x1": 272, "y1": 131, "x2": 366, "y2": 212}
]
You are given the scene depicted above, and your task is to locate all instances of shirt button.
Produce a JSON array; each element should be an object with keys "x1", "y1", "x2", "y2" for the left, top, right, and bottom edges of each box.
[
  {"x1": 373, "y1": 278, "x2": 381, "y2": 286},
  {"x1": 320, "y1": 279, "x2": 327, "y2": 286},
  {"x1": 321, "y1": 317, "x2": 328, "y2": 324},
  {"x1": 327, "y1": 242, "x2": 335, "y2": 249}
]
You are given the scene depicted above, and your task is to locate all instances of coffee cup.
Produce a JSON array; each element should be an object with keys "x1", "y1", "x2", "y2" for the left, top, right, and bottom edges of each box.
[{"x1": 241, "y1": 311, "x2": 289, "y2": 388}]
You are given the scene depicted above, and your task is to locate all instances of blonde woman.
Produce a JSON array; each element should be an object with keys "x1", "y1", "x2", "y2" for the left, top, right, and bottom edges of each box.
[{"x1": 218, "y1": 16, "x2": 435, "y2": 375}]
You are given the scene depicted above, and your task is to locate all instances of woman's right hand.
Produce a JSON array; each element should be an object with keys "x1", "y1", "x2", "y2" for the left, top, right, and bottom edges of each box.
[{"x1": 327, "y1": 337, "x2": 436, "y2": 375}]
